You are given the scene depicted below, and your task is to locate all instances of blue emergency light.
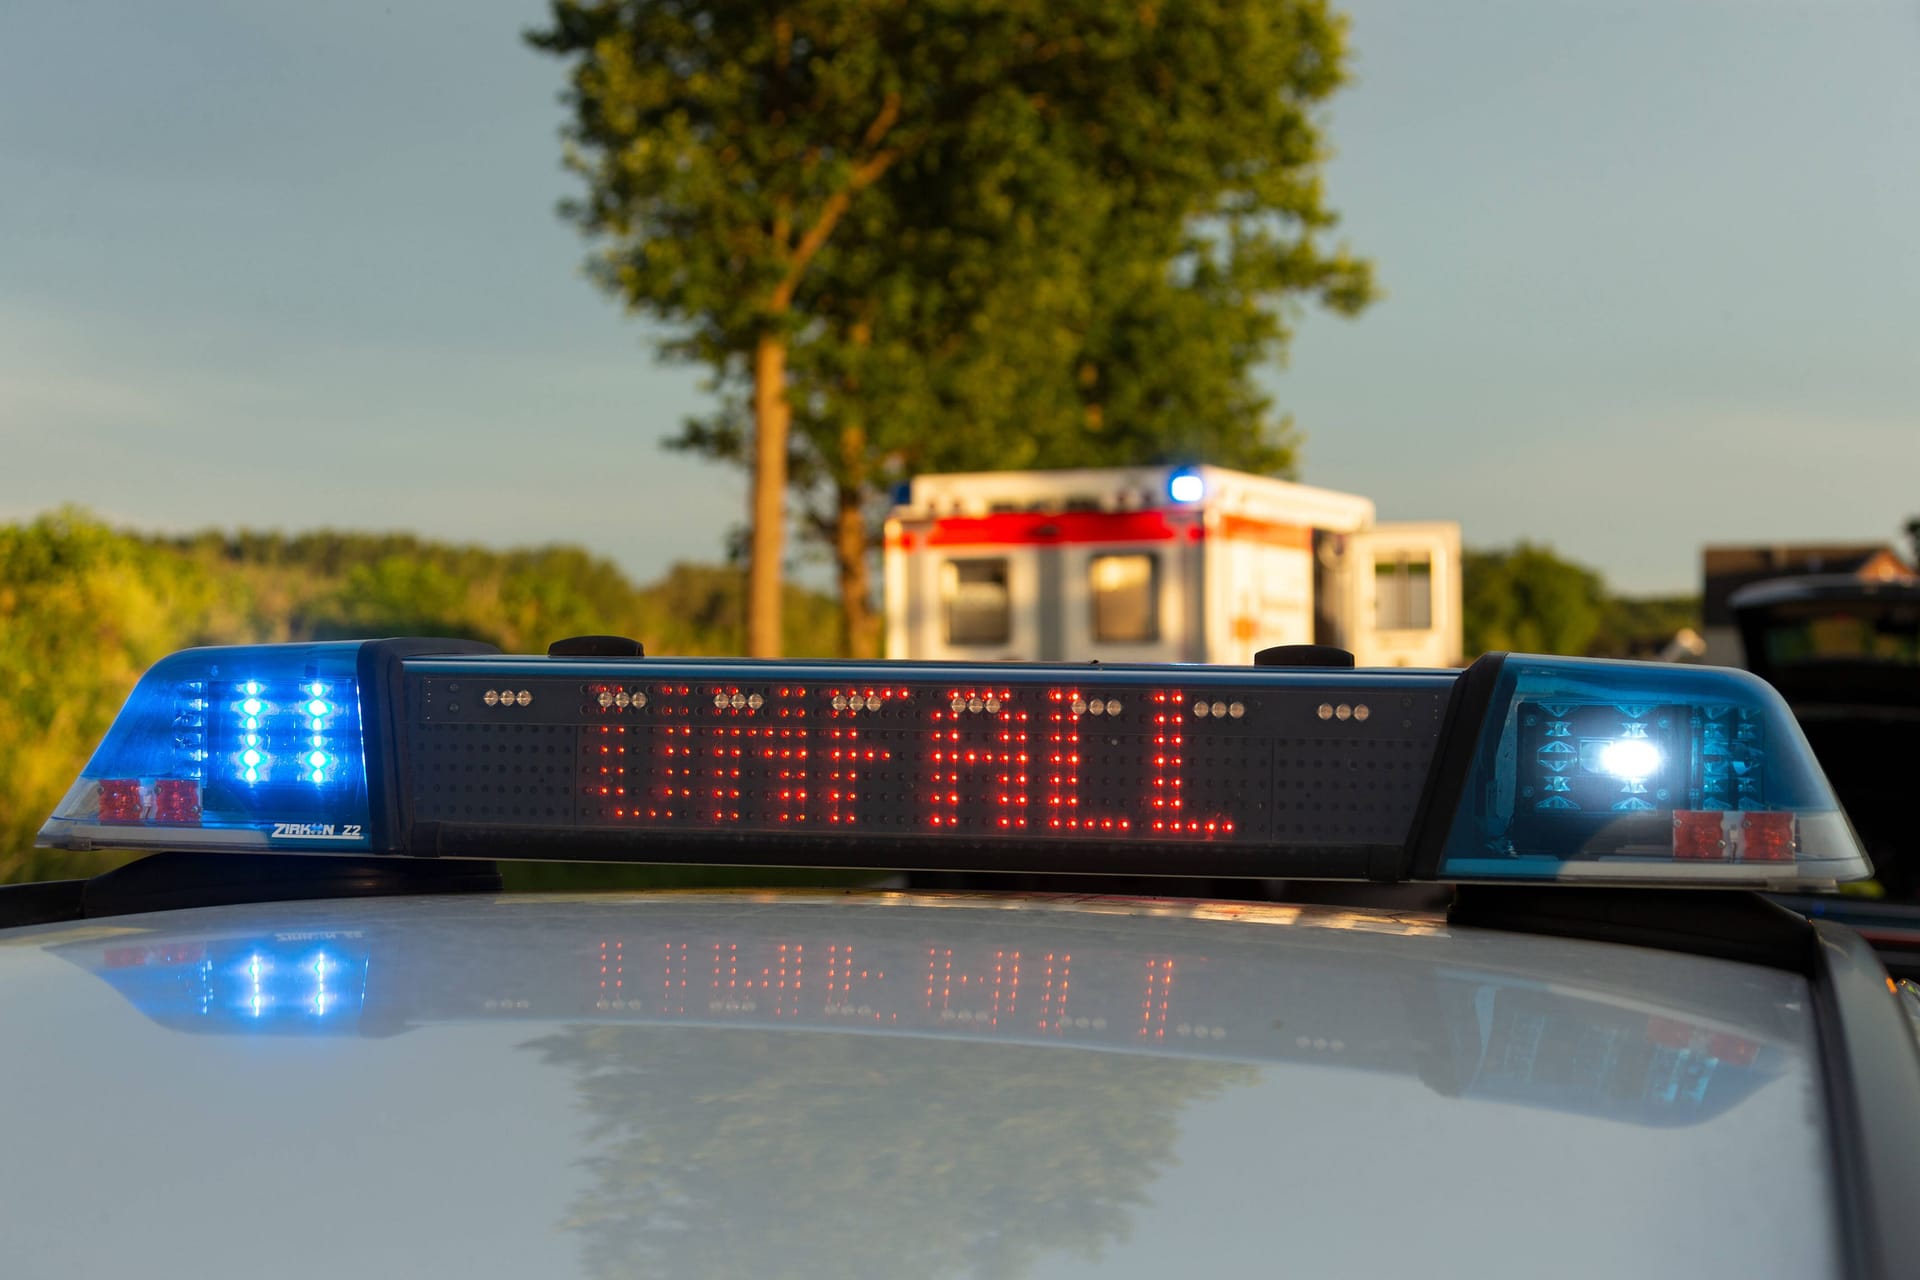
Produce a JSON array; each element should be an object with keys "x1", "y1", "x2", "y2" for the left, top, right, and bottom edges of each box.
[
  {"x1": 43, "y1": 643, "x2": 376, "y2": 851},
  {"x1": 38, "y1": 640, "x2": 1871, "y2": 889},
  {"x1": 1428, "y1": 657, "x2": 1862, "y2": 883}
]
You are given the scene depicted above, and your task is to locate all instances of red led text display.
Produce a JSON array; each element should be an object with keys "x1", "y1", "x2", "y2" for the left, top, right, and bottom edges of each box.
[
  {"x1": 579, "y1": 680, "x2": 1250, "y2": 841},
  {"x1": 411, "y1": 666, "x2": 1449, "y2": 853}
]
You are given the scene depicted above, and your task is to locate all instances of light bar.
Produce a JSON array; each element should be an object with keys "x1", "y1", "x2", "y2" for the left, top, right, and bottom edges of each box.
[
  {"x1": 42, "y1": 643, "x2": 376, "y2": 853},
  {"x1": 1423, "y1": 656, "x2": 1869, "y2": 886},
  {"x1": 39, "y1": 642, "x2": 1873, "y2": 889}
]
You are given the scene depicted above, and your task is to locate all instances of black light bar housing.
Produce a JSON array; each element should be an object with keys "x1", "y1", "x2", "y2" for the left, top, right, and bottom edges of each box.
[{"x1": 37, "y1": 639, "x2": 1869, "y2": 890}]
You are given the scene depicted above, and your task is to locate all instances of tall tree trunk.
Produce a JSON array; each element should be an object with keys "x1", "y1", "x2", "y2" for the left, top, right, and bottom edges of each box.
[
  {"x1": 833, "y1": 421, "x2": 879, "y2": 659},
  {"x1": 747, "y1": 332, "x2": 790, "y2": 657},
  {"x1": 835, "y1": 481, "x2": 879, "y2": 659}
]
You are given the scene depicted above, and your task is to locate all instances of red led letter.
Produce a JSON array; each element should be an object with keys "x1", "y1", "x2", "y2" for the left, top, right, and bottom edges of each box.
[
  {"x1": 925, "y1": 946, "x2": 1022, "y2": 1029},
  {"x1": 1042, "y1": 690, "x2": 1131, "y2": 834},
  {"x1": 1139, "y1": 957, "x2": 1176, "y2": 1040},
  {"x1": 927, "y1": 688, "x2": 1030, "y2": 831},
  {"x1": 823, "y1": 686, "x2": 903, "y2": 826},
  {"x1": 749, "y1": 686, "x2": 810, "y2": 825},
  {"x1": 641, "y1": 683, "x2": 701, "y2": 822},
  {"x1": 1148, "y1": 690, "x2": 1233, "y2": 836}
]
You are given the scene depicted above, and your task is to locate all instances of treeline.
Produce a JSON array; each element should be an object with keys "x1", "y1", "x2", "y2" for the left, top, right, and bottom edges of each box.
[
  {"x1": 1464, "y1": 543, "x2": 1699, "y2": 659},
  {"x1": 0, "y1": 511, "x2": 837, "y2": 884}
]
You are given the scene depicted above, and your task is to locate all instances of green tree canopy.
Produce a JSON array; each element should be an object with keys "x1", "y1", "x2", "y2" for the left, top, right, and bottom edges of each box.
[
  {"x1": 528, "y1": 1025, "x2": 1253, "y2": 1278},
  {"x1": 1588, "y1": 594, "x2": 1701, "y2": 659},
  {"x1": 1462, "y1": 543, "x2": 1608, "y2": 658},
  {"x1": 1463, "y1": 543, "x2": 1700, "y2": 659},
  {"x1": 0, "y1": 514, "x2": 226, "y2": 884},
  {"x1": 529, "y1": 1, "x2": 1374, "y2": 656}
]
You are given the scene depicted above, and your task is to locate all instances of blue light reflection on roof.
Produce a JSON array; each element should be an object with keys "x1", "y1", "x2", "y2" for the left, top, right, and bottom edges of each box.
[
  {"x1": 88, "y1": 934, "x2": 372, "y2": 1036},
  {"x1": 1421, "y1": 968, "x2": 1783, "y2": 1127}
]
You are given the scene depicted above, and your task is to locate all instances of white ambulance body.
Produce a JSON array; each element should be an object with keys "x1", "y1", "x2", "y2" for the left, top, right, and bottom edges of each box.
[{"x1": 883, "y1": 465, "x2": 1462, "y2": 668}]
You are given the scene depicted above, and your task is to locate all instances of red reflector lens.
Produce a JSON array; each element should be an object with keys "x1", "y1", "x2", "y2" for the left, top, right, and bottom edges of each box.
[
  {"x1": 1646, "y1": 1016, "x2": 1696, "y2": 1049},
  {"x1": 98, "y1": 779, "x2": 143, "y2": 823},
  {"x1": 1739, "y1": 812, "x2": 1796, "y2": 863},
  {"x1": 153, "y1": 779, "x2": 202, "y2": 825},
  {"x1": 1708, "y1": 1033, "x2": 1761, "y2": 1067},
  {"x1": 1672, "y1": 810, "x2": 1725, "y2": 860}
]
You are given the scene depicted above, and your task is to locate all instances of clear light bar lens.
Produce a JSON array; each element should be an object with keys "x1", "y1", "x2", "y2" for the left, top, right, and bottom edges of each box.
[{"x1": 1438, "y1": 658, "x2": 1869, "y2": 886}]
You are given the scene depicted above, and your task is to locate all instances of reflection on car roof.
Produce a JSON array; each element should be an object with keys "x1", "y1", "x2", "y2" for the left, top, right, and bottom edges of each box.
[{"x1": 0, "y1": 891, "x2": 1839, "y2": 1280}]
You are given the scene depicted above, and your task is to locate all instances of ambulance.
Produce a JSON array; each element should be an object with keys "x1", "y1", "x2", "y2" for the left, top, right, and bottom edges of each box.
[{"x1": 883, "y1": 464, "x2": 1463, "y2": 667}]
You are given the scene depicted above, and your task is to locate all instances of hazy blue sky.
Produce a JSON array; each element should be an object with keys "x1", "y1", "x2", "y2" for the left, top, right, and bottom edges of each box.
[{"x1": 2, "y1": 0, "x2": 1915, "y2": 594}]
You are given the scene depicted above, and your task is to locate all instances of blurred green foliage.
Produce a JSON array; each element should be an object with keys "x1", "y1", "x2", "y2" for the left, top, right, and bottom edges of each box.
[
  {"x1": 0, "y1": 511, "x2": 840, "y2": 885},
  {"x1": 1464, "y1": 542, "x2": 1700, "y2": 659},
  {"x1": 1589, "y1": 593, "x2": 1702, "y2": 659},
  {"x1": 528, "y1": 1025, "x2": 1254, "y2": 1278}
]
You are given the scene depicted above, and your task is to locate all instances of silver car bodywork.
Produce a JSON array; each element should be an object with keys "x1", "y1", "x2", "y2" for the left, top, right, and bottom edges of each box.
[{"x1": 0, "y1": 891, "x2": 1839, "y2": 1278}]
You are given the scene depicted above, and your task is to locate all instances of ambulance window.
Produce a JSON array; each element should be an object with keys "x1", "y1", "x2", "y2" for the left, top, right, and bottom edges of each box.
[
  {"x1": 1091, "y1": 553, "x2": 1160, "y2": 644},
  {"x1": 944, "y1": 559, "x2": 1011, "y2": 646},
  {"x1": 1375, "y1": 554, "x2": 1433, "y2": 630}
]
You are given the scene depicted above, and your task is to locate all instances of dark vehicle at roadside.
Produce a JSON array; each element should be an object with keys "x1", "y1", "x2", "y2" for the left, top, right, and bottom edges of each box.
[{"x1": 1733, "y1": 576, "x2": 1920, "y2": 900}]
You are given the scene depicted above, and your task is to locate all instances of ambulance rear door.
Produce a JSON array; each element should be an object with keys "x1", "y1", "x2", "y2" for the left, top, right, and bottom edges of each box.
[
  {"x1": 894, "y1": 515, "x2": 1045, "y2": 661},
  {"x1": 1348, "y1": 522, "x2": 1463, "y2": 668},
  {"x1": 1055, "y1": 510, "x2": 1202, "y2": 663}
]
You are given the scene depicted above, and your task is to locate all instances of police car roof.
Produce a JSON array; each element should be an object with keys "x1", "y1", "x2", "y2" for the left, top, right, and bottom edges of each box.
[
  {"x1": 0, "y1": 890, "x2": 1844, "y2": 1280},
  {"x1": 15, "y1": 638, "x2": 1920, "y2": 1276}
]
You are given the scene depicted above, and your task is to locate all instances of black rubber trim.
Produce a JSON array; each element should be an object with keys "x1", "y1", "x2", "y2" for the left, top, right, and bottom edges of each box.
[
  {"x1": 1449, "y1": 885, "x2": 1817, "y2": 972},
  {"x1": 547, "y1": 635, "x2": 645, "y2": 658},
  {"x1": 0, "y1": 878, "x2": 86, "y2": 930},
  {"x1": 357, "y1": 637, "x2": 498, "y2": 853},
  {"x1": 1252, "y1": 644, "x2": 1353, "y2": 668},
  {"x1": 1403, "y1": 652, "x2": 1508, "y2": 880},
  {"x1": 1807, "y1": 921, "x2": 1920, "y2": 1280},
  {"x1": 82, "y1": 852, "x2": 501, "y2": 919},
  {"x1": 1774, "y1": 895, "x2": 1920, "y2": 980},
  {"x1": 0, "y1": 854, "x2": 502, "y2": 929},
  {"x1": 410, "y1": 821, "x2": 1397, "y2": 882}
]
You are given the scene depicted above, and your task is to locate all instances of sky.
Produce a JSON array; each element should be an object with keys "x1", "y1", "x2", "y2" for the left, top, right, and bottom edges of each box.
[{"x1": 0, "y1": 0, "x2": 1915, "y2": 596}]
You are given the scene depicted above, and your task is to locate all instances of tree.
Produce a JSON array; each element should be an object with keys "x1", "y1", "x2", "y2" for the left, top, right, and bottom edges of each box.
[
  {"x1": 636, "y1": 561, "x2": 843, "y2": 656},
  {"x1": 1589, "y1": 594, "x2": 1701, "y2": 659},
  {"x1": 0, "y1": 513, "x2": 229, "y2": 883},
  {"x1": 529, "y1": 1, "x2": 1373, "y2": 657},
  {"x1": 528, "y1": 1024, "x2": 1253, "y2": 1278},
  {"x1": 1462, "y1": 544, "x2": 1608, "y2": 657},
  {"x1": 529, "y1": 2, "x2": 990, "y2": 655},
  {"x1": 299, "y1": 556, "x2": 496, "y2": 644}
]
